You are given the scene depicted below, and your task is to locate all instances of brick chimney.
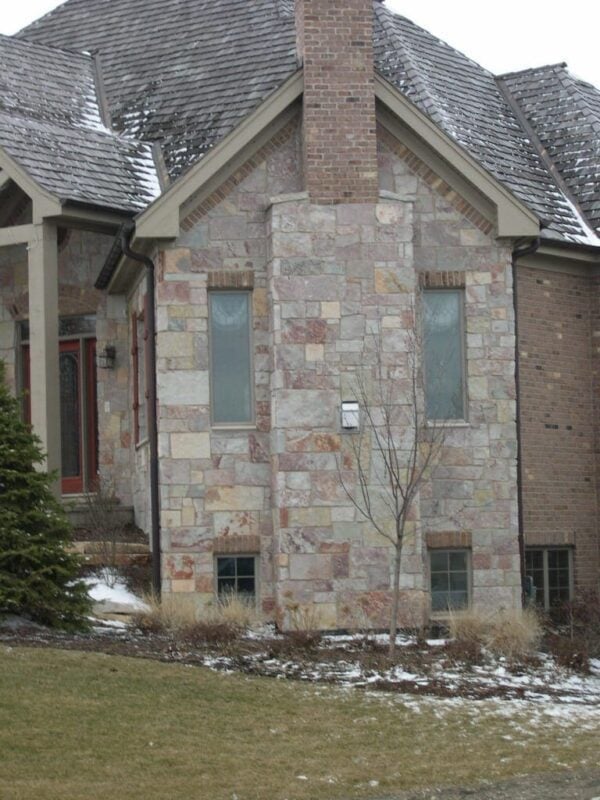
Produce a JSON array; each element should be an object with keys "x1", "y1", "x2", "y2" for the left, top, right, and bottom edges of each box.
[{"x1": 296, "y1": 0, "x2": 379, "y2": 204}]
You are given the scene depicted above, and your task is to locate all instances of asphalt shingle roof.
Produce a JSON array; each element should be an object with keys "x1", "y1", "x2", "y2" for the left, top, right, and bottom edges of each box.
[
  {"x1": 8, "y1": 0, "x2": 599, "y2": 246},
  {"x1": 17, "y1": 0, "x2": 298, "y2": 180},
  {"x1": 0, "y1": 35, "x2": 159, "y2": 213},
  {"x1": 501, "y1": 64, "x2": 600, "y2": 238}
]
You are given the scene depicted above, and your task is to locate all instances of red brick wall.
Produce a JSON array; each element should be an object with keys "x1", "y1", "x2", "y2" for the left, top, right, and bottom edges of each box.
[
  {"x1": 296, "y1": 0, "x2": 378, "y2": 204},
  {"x1": 517, "y1": 265, "x2": 600, "y2": 590}
]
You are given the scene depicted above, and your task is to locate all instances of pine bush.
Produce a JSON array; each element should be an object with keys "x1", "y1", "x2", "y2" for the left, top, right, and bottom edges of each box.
[{"x1": 0, "y1": 362, "x2": 90, "y2": 629}]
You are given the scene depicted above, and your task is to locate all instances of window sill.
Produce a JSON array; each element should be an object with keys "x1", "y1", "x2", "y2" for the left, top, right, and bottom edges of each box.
[
  {"x1": 211, "y1": 424, "x2": 257, "y2": 432},
  {"x1": 135, "y1": 437, "x2": 149, "y2": 451},
  {"x1": 425, "y1": 420, "x2": 470, "y2": 428}
]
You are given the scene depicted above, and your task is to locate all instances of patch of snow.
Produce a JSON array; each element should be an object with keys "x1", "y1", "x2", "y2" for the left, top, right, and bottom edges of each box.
[{"x1": 84, "y1": 573, "x2": 148, "y2": 612}]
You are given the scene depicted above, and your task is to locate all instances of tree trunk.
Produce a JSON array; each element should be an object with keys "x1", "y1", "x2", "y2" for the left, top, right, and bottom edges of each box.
[{"x1": 388, "y1": 541, "x2": 402, "y2": 657}]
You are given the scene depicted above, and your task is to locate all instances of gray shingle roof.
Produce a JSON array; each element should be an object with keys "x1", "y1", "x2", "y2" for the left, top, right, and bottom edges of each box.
[
  {"x1": 0, "y1": 35, "x2": 159, "y2": 212},
  {"x1": 11, "y1": 1, "x2": 600, "y2": 246},
  {"x1": 372, "y1": 6, "x2": 596, "y2": 244},
  {"x1": 17, "y1": 0, "x2": 298, "y2": 180},
  {"x1": 501, "y1": 64, "x2": 600, "y2": 238}
]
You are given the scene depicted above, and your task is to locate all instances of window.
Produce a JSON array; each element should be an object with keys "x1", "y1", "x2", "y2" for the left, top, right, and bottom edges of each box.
[
  {"x1": 209, "y1": 291, "x2": 253, "y2": 424},
  {"x1": 423, "y1": 290, "x2": 466, "y2": 420},
  {"x1": 216, "y1": 556, "x2": 257, "y2": 599},
  {"x1": 430, "y1": 549, "x2": 470, "y2": 612},
  {"x1": 525, "y1": 548, "x2": 572, "y2": 610},
  {"x1": 131, "y1": 305, "x2": 148, "y2": 444}
]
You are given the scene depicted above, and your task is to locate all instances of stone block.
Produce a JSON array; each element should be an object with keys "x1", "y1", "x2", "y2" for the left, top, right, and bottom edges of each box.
[
  {"x1": 274, "y1": 390, "x2": 337, "y2": 428},
  {"x1": 171, "y1": 432, "x2": 211, "y2": 460},
  {"x1": 213, "y1": 511, "x2": 260, "y2": 538},
  {"x1": 205, "y1": 486, "x2": 265, "y2": 511},
  {"x1": 158, "y1": 371, "x2": 209, "y2": 406}
]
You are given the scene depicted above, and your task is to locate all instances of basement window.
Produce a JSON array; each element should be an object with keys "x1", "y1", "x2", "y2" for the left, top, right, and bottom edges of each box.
[
  {"x1": 216, "y1": 556, "x2": 257, "y2": 600},
  {"x1": 525, "y1": 548, "x2": 573, "y2": 610},
  {"x1": 430, "y1": 549, "x2": 471, "y2": 612}
]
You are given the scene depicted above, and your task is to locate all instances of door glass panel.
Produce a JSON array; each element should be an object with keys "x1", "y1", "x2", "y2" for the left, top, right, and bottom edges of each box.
[{"x1": 60, "y1": 351, "x2": 81, "y2": 479}]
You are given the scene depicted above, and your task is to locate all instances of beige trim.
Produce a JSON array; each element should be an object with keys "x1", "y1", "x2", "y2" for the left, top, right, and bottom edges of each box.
[
  {"x1": 519, "y1": 245, "x2": 600, "y2": 277},
  {"x1": 0, "y1": 146, "x2": 62, "y2": 222},
  {"x1": 48, "y1": 205, "x2": 133, "y2": 233},
  {"x1": 136, "y1": 70, "x2": 304, "y2": 240},
  {"x1": 0, "y1": 224, "x2": 35, "y2": 247},
  {"x1": 374, "y1": 74, "x2": 540, "y2": 238},
  {"x1": 28, "y1": 222, "x2": 61, "y2": 491}
]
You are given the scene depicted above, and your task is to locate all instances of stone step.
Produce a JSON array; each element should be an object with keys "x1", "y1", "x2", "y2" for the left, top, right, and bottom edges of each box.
[{"x1": 64, "y1": 502, "x2": 135, "y2": 530}]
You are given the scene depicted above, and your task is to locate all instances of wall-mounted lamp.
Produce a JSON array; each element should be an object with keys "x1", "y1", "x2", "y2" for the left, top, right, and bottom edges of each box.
[
  {"x1": 341, "y1": 400, "x2": 360, "y2": 430},
  {"x1": 97, "y1": 345, "x2": 116, "y2": 370}
]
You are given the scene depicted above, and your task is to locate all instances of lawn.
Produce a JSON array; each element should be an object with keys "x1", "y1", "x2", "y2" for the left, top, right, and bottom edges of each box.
[{"x1": 0, "y1": 646, "x2": 597, "y2": 800}]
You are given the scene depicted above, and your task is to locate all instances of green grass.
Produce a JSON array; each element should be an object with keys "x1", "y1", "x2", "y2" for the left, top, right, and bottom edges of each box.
[{"x1": 0, "y1": 646, "x2": 596, "y2": 800}]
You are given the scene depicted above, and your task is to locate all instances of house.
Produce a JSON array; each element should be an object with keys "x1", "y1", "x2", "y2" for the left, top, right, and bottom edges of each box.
[{"x1": 0, "y1": 0, "x2": 598, "y2": 628}]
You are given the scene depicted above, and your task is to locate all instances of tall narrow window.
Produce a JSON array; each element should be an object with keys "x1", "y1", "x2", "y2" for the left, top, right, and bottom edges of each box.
[
  {"x1": 209, "y1": 291, "x2": 253, "y2": 425},
  {"x1": 423, "y1": 290, "x2": 466, "y2": 420}
]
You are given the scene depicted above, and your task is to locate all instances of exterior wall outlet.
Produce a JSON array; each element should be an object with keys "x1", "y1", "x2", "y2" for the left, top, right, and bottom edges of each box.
[{"x1": 341, "y1": 400, "x2": 360, "y2": 430}]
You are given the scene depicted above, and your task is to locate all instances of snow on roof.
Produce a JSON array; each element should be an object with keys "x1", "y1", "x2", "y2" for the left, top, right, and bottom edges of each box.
[
  {"x1": 7, "y1": 0, "x2": 599, "y2": 245},
  {"x1": 0, "y1": 34, "x2": 160, "y2": 213}
]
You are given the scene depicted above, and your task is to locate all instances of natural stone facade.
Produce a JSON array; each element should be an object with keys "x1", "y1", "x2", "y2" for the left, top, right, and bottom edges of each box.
[{"x1": 149, "y1": 114, "x2": 523, "y2": 626}]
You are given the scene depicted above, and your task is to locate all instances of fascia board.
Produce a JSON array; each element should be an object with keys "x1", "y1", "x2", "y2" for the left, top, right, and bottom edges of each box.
[
  {"x1": 136, "y1": 70, "x2": 304, "y2": 240},
  {"x1": 374, "y1": 73, "x2": 540, "y2": 238},
  {"x1": 0, "y1": 145, "x2": 62, "y2": 222}
]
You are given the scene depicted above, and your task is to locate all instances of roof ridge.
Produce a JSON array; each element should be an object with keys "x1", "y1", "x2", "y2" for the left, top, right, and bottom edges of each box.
[
  {"x1": 554, "y1": 65, "x2": 600, "y2": 136},
  {"x1": 0, "y1": 31, "x2": 91, "y2": 62},
  {"x1": 496, "y1": 73, "x2": 599, "y2": 241},
  {"x1": 374, "y1": 4, "x2": 450, "y2": 131},
  {"x1": 377, "y1": 2, "x2": 494, "y2": 79},
  {"x1": 498, "y1": 62, "x2": 568, "y2": 80}
]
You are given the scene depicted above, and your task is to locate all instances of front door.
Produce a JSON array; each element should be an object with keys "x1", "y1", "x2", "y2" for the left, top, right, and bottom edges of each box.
[{"x1": 22, "y1": 338, "x2": 98, "y2": 494}]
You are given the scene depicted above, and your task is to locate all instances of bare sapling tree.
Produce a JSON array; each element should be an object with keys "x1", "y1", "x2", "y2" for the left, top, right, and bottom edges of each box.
[{"x1": 338, "y1": 310, "x2": 448, "y2": 656}]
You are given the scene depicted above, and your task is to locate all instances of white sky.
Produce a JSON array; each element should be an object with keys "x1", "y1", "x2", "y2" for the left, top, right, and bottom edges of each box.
[{"x1": 1, "y1": 0, "x2": 599, "y2": 87}]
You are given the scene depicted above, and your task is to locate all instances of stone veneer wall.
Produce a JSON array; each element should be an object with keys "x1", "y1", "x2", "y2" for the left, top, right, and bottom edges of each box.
[
  {"x1": 268, "y1": 194, "x2": 421, "y2": 628},
  {"x1": 517, "y1": 264, "x2": 600, "y2": 589},
  {"x1": 0, "y1": 229, "x2": 132, "y2": 508},
  {"x1": 379, "y1": 138, "x2": 522, "y2": 613},
  {"x1": 155, "y1": 119, "x2": 303, "y2": 607},
  {"x1": 155, "y1": 116, "x2": 523, "y2": 624}
]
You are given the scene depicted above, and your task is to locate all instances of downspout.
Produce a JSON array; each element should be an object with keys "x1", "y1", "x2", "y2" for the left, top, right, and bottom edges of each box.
[
  {"x1": 512, "y1": 236, "x2": 541, "y2": 605},
  {"x1": 120, "y1": 222, "x2": 161, "y2": 596}
]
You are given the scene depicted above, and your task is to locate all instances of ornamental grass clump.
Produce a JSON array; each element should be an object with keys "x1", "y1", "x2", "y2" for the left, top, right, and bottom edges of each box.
[
  {"x1": 133, "y1": 590, "x2": 262, "y2": 645},
  {"x1": 448, "y1": 607, "x2": 542, "y2": 662},
  {"x1": 0, "y1": 361, "x2": 90, "y2": 630}
]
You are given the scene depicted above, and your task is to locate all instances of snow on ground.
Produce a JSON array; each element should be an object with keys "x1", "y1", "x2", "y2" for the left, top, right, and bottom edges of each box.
[
  {"x1": 84, "y1": 571, "x2": 148, "y2": 612},
  {"x1": 196, "y1": 631, "x2": 600, "y2": 720}
]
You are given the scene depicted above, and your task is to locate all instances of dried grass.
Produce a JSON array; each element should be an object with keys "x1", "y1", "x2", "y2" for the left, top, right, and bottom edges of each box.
[
  {"x1": 132, "y1": 591, "x2": 262, "y2": 641},
  {"x1": 448, "y1": 607, "x2": 542, "y2": 661}
]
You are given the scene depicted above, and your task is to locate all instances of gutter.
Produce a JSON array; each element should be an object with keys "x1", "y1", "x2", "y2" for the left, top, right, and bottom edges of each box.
[
  {"x1": 512, "y1": 236, "x2": 541, "y2": 606},
  {"x1": 120, "y1": 223, "x2": 162, "y2": 596}
]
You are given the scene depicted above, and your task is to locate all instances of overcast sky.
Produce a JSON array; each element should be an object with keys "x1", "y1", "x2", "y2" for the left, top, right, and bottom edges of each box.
[{"x1": 2, "y1": 0, "x2": 599, "y2": 87}]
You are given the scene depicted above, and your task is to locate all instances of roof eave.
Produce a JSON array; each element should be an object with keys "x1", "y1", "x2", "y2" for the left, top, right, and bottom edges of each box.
[
  {"x1": 135, "y1": 69, "x2": 304, "y2": 240},
  {"x1": 374, "y1": 72, "x2": 540, "y2": 239},
  {"x1": 0, "y1": 144, "x2": 62, "y2": 222}
]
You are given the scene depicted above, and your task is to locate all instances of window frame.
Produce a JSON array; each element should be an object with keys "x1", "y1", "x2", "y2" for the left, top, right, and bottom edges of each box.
[
  {"x1": 214, "y1": 554, "x2": 259, "y2": 603},
  {"x1": 422, "y1": 288, "x2": 468, "y2": 423},
  {"x1": 208, "y1": 289, "x2": 255, "y2": 428},
  {"x1": 525, "y1": 547, "x2": 573, "y2": 611},
  {"x1": 428, "y1": 548, "x2": 472, "y2": 614}
]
